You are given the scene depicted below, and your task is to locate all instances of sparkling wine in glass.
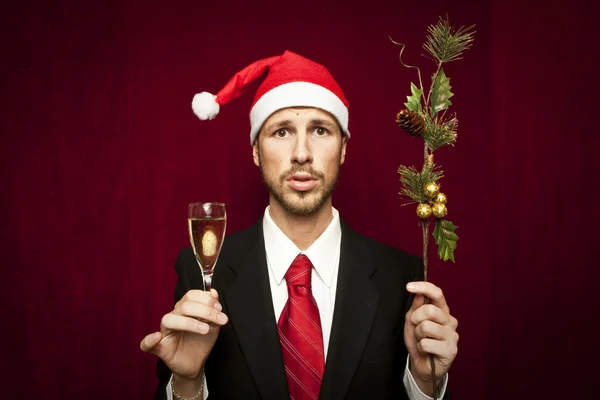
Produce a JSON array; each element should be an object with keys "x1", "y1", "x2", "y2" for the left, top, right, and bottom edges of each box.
[{"x1": 188, "y1": 202, "x2": 226, "y2": 292}]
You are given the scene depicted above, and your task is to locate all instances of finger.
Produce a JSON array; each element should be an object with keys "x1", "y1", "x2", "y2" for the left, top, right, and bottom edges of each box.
[
  {"x1": 140, "y1": 331, "x2": 163, "y2": 353},
  {"x1": 175, "y1": 301, "x2": 228, "y2": 326},
  {"x1": 416, "y1": 337, "x2": 458, "y2": 361},
  {"x1": 415, "y1": 320, "x2": 458, "y2": 342},
  {"x1": 179, "y1": 290, "x2": 222, "y2": 311},
  {"x1": 209, "y1": 289, "x2": 222, "y2": 310},
  {"x1": 410, "y1": 304, "x2": 450, "y2": 326},
  {"x1": 161, "y1": 313, "x2": 213, "y2": 334},
  {"x1": 448, "y1": 315, "x2": 458, "y2": 331},
  {"x1": 406, "y1": 282, "x2": 449, "y2": 313},
  {"x1": 414, "y1": 320, "x2": 446, "y2": 341},
  {"x1": 408, "y1": 293, "x2": 426, "y2": 313}
]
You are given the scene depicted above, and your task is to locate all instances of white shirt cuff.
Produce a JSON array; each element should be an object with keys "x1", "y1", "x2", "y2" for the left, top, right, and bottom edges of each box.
[
  {"x1": 403, "y1": 356, "x2": 448, "y2": 400},
  {"x1": 166, "y1": 373, "x2": 208, "y2": 400}
]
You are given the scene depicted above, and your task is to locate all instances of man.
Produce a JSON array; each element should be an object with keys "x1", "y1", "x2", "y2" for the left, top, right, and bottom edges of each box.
[{"x1": 141, "y1": 51, "x2": 459, "y2": 400}]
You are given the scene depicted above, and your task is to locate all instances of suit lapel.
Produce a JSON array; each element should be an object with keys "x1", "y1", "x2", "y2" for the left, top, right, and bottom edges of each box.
[
  {"x1": 223, "y1": 223, "x2": 289, "y2": 399},
  {"x1": 319, "y1": 221, "x2": 380, "y2": 400}
]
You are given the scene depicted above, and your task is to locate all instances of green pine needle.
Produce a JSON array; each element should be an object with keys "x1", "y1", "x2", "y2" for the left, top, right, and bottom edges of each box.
[
  {"x1": 423, "y1": 115, "x2": 458, "y2": 152},
  {"x1": 398, "y1": 164, "x2": 444, "y2": 203},
  {"x1": 423, "y1": 17, "x2": 475, "y2": 64}
]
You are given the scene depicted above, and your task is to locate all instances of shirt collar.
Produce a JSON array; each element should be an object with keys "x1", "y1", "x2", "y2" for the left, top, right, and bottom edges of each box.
[{"x1": 262, "y1": 206, "x2": 341, "y2": 287}]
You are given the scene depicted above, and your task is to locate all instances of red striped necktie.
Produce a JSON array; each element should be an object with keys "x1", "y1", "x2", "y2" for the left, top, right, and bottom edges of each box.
[{"x1": 278, "y1": 254, "x2": 325, "y2": 400}]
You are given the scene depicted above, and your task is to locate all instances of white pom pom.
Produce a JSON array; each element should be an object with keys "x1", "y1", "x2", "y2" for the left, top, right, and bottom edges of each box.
[{"x1": 192, "y1": 92, "x2": 220, "y2": 120}]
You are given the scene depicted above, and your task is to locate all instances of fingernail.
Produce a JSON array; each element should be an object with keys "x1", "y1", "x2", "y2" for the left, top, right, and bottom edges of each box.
[
  {"x1": 214, "y1": 302, "x2": 222, "y2": 311},
  {"x1": 217, "y1": 313, "x2": 227, "y2": 323},
  {"x1": 198, "y1": 323, "x2": 209, "y2": 333},
  {"x1": 407, "y1": 283, "x2": 416, "y2": 291}
]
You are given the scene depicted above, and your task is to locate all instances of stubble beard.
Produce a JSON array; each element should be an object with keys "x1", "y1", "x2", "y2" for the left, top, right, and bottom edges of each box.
[{"x1": 258, "y1": 157, "x2": 341, "y2": 217}]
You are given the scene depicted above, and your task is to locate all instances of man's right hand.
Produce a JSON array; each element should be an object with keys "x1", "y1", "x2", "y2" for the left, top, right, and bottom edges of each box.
[{"x1": 140, "y1": 289, "x2": 228, "y2": 380}]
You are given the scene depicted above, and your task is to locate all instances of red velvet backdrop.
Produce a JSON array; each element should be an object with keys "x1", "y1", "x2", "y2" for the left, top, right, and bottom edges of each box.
[{"x1": 2, "y1": 0, "x2": 597, "y2": 398}]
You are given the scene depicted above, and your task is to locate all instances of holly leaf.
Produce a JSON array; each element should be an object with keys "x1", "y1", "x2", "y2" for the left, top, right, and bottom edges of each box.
[
  {"x1": 433, "y1": 218, "x2": 459, "y2": 262},
  {"x1": 430, "y1": 69, "x2": 453, "y2": 116},
  {"x1": 405, "y1": 83, "x2": 423, "y2": 113}
]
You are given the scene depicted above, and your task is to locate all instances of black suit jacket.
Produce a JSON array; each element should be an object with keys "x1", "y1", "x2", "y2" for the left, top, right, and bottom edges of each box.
[{"x1": 154, "y1": 219, "x2": 448, "y2": 399}]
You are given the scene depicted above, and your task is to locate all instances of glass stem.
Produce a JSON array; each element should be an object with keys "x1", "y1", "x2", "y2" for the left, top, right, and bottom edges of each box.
[{"x1": 203, "y1": 271, "x2": 213, "y2": 292}]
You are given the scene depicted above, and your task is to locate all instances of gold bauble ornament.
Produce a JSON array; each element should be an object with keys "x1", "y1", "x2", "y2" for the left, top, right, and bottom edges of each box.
[
  {"x1": 432, "y1": 203, "x2": 448, "y2": 218},
  {"x1": 434, "y1": 192, "x2": 448, "y2": 205},
  {"x1": 424, "y1": 182, "x2": 440, "y2": 199},
  {"x1": 416, "y1": 203, "x2": 433, "y2": 219}
]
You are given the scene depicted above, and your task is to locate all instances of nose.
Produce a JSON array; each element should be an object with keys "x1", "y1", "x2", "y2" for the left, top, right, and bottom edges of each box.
[{"x1": 291, "y1": 132, "x2": 313, "y2": 165}]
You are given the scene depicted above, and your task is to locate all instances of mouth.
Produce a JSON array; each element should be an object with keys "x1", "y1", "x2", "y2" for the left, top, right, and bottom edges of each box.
[{"x1": 286, "y1": 173, "x2": 318, "y2": 191}]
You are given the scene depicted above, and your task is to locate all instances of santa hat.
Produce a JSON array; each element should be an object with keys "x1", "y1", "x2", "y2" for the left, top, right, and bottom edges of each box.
[{"x1": 191, "y1": 50, "x2": 350, "y2": 144}]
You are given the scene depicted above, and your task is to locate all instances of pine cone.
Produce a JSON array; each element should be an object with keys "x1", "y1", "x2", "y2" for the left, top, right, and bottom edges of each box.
[{"x1": 396, "y1": 109, "x2": 426, "y2": 137}]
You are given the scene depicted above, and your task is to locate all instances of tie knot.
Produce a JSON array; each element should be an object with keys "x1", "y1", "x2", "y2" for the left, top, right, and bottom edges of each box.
[{"x1": 285, "y1": 254, "x2": 313, "y2": 287}]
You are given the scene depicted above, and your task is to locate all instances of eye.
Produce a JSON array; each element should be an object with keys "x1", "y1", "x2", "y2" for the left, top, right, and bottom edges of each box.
[
  {"x1": 274, "y1": 129, "x2": 288, "y2": 138},
  {"x1": 314, "y1": 127, "x2": 328, "y2": 136}
]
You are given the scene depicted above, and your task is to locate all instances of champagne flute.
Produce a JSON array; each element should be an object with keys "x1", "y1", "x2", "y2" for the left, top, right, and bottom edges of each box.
[{"x1": 188, "y1": 202, "x2": 227, "y2": 292}]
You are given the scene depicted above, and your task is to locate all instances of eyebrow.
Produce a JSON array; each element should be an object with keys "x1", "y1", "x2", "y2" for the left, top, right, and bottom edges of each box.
[
  {"x1": 263, "y1": 118, "x2": 338, "y2": 133},
  {"x1": 308, "y1": 118, "x2": 337, "y2": 128},
  {"x1": 264, "y1": 119, "x2": 293, "y2": 132}
]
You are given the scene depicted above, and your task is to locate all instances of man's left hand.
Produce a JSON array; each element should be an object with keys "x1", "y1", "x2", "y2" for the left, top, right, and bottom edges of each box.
[{"x1": 404, "y1": 281, "x2": 459, "y2": 395}]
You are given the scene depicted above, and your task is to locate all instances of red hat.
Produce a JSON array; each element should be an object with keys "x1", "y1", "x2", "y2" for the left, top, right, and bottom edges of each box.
[{"x1": 191, "y1": 50, "x2": 350, "y2": 144}]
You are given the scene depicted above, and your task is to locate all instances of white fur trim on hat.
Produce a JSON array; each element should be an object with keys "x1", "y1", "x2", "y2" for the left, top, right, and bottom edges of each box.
[
  {"x1": 192, "y1": 92, "x2": 220, "y2": 120},
  {"x1": 249, "y1": 82, "x2": 350, "y2": 144}
]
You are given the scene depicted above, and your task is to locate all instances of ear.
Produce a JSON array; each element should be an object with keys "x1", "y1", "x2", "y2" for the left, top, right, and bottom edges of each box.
[
  {"x1": 252, "y1": 140, "x2": 260, "y2": 167},
  {"x1": 340, "y1": 136, "x2": 348, "y2": 165}
]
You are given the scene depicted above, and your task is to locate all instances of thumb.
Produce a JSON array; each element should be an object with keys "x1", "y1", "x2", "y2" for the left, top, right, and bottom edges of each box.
[{"x1": 140, "y1": 332, "x2": 163, "y2": 355}]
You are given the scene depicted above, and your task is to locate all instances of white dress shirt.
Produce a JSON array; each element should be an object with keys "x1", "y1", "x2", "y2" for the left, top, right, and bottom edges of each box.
[{"x1": 167, "y1": 206, "x2": 447, "y2": 399}]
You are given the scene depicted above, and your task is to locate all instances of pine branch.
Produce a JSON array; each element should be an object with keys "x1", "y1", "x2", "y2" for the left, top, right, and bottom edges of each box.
[
  {"x1": 423, "y1": 115, "x2": 458, "y2": 152},
  {"x1": 423, "y1": 16, "x2": 475, "y2": 65},
  {"x1": 398, "y1": 164, "x2": 443, "y2": 203},
  {"x1": 393, "y1": 17, "x2": 474, "y2": 397}
]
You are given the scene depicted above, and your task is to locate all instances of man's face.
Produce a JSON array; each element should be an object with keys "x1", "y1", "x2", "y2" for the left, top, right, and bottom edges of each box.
[{"x1": 253, "y1": 107, "x2": 347, "y2": 216}]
